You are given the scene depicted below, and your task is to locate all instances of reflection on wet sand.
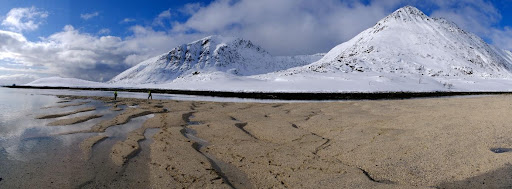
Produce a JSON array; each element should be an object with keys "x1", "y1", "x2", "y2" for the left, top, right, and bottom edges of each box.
[
  {"x1": 48, "y1": 114, "x2": 103, "y2": 126},
  {"x1": 42, "y1": 101, "x2": 90, "y2": 109}
]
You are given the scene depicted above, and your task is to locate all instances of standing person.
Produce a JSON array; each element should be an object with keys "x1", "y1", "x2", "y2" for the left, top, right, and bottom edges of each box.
[
  {"x1": 114, "y1": 91, "x2": 118, "y2": 100},
  {"x1": 148, "y1": 90, "x2": 152, "y2": 100}
]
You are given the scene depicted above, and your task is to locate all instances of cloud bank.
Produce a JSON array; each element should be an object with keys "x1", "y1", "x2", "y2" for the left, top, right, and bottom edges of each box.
[
  {"x1": 0, "y1": 25, "x2": 202, "y2": 82},
  {"x1": 0, "y1": 73, "x2": 39, "y2": 85}
]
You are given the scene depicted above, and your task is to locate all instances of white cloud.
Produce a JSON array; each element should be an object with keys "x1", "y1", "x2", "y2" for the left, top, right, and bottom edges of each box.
[
  {"x1": 1, "y1": 6, "x2": 48, "y2": 32},
  {"x1": 80, "y1": 12, "x2": 99, "y2": 20},
  {"x1": 0, "y1": 24, "x2": 200, "y2": 81},
  {"x1": 120, "y1": 18, "x2": 135, "y2": 23},
  {"x1": 180, "y1": 3, "x2": 202, "y2": 15},
  {"x1": 490, "y1": 27, "x2": 512, "y2": 50},
  {"x1": 153, "y1": 9, "x2": 171, "y2": 27}
]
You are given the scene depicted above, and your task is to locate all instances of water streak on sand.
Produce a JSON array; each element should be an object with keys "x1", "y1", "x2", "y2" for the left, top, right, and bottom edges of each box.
[
  {"x1": 110, "y1": 114, "x2": 157, "y2": 166},
  {"x1": 490, "y1": 148, "x2": 512, "y2": 153}
]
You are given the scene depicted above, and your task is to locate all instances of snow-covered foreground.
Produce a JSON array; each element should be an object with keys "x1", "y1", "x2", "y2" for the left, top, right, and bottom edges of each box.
[{"x1": 26, "y1": 73, "x2": 512, "y2": 92}]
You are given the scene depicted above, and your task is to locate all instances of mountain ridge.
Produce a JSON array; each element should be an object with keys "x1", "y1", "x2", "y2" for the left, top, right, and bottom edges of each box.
[{"x1": 109, "y1": 35, "x2": 323, "y2": 84}]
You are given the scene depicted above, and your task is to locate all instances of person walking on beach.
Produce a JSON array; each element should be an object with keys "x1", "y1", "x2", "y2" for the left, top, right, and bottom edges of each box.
[
  {"x1": 114, "y1": 91, "x2": 118, "y2": 100},
  {"x1": 148, "y1": 90, "x2": 152, "y2": 100}
]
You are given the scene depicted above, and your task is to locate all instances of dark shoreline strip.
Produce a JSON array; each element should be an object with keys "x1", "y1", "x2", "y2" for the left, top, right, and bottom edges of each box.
[{"x1": 4, "y1": 85, "x2": 512, "y2": 100}]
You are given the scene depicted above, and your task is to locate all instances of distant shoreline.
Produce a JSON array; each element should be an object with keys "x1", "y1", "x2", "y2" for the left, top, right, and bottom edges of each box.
[{"x1": 4, "y1": 85, "x2": 512, "y2": 100}]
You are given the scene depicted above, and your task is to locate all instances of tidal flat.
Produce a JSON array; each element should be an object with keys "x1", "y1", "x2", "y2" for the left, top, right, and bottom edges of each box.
[{"x1": 1, "y1": 88, "x2": 512, "y2": 188}]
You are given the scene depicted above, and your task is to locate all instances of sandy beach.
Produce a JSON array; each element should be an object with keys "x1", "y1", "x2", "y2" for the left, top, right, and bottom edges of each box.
[{"x1": 19, "y1": 94, "x2": 512, "y2": 188}]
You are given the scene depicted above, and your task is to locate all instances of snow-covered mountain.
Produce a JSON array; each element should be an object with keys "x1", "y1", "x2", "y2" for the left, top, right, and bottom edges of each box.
[
  {"x1": 28, "y1": 6, "x2": 512, "y2": 92},
  {"x1": 110, "y1": 35, "x2": 323, "y2": 84},
  {"x1": 271, "y1": 6, "x2": 512, "y2": 78}
]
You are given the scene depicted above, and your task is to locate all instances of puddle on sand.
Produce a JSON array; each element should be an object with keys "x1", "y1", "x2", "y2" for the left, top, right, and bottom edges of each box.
[
  {"x1": 490, "y1": 148, "x2": 512, "y2": 153},
  {"x1": 188, "y1": 121, "x2": 203, "y2": 125},
  {"x1": 186, "y1": 115, "x2": 204, "y2": 125},
  {"x1": 104, "y1": 114, "x2": 154, "y2": 139}
]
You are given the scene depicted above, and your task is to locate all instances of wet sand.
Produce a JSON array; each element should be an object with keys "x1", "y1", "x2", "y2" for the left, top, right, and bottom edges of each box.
[
  {"x1": 36, "y1": 106, "x2": 96, "y2": 119},
  {"x1": 48, "y1": 114, "x2": 103, "y2": 126},
  {"x1": 24, "y1": 94, "x2": 512, "y2": 188}
]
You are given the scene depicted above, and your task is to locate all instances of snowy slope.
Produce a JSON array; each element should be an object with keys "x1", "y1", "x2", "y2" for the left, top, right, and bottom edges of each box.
[
  {"x1": 110, "y1": 35, "x2": 323, "y2": 84},
  {"x1": 269, "y1": 6, "x2": 512, "y2": 79}
]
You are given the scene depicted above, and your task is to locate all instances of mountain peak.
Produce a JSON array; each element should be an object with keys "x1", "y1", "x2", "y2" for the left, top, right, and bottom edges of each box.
[
  {"x1": 392, "y1": 6, "x2": 426, "y2": 17},
  {"x1": 381, "y1": 6, "x2": 428, "y2": 23},
  {"x1": 395, "y1": 6, "x2": 424, "y2": 15},
  {"x1": 194, "y1": 35, "x2": 237, "y2": 44}
]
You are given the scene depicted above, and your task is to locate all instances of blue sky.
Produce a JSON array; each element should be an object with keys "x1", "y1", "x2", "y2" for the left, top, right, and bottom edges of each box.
[
  {"x1": 0, "y1": 0, "x2": 207, "y2": 40},
  {"x1": 0, "y1": 0, "x2": 512, "y2": 84}
]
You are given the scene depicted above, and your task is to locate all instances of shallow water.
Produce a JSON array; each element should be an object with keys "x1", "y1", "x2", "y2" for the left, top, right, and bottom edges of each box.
[{"x1": 0, "y1": 87, "x2": 155, "y2": 188}]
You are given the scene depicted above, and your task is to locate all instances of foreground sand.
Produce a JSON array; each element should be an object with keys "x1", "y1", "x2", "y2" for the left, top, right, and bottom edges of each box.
[{"x1": 42, "y1": 94, "x2": 512, "y2": 188}]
